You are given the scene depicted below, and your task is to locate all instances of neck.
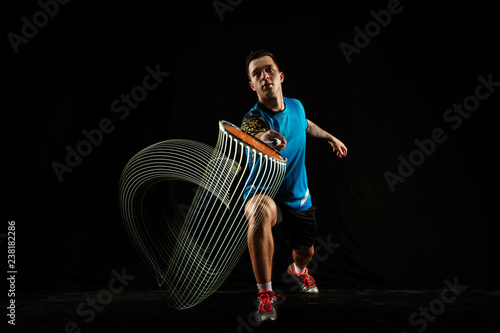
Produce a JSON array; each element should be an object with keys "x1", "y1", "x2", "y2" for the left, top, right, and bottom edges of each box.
[{"x1": 259, "y1": 92, "x2": 285, "y2": 112}]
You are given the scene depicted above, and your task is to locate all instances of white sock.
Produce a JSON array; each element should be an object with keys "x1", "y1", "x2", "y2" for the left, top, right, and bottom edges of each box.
[
  {"x1": 257, "y1": 282, "x2": 272, "y2": 292},
  {"x1": 294, "y1": 263, "x2": 306, "y2": 274}
]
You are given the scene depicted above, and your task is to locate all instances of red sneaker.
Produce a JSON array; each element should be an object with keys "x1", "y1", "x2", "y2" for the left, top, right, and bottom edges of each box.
[
  {"x1": 252, "y1": 290, "x2": 285, "y2": 322},
  {"x1": 287, "y1": 264, "x2": 319, "y2": 294}
]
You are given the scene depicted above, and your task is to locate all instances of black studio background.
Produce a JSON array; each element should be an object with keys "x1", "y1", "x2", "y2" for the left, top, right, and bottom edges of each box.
[{"x1": 4, "y1": 0, "x2": 500, "y2": 302}]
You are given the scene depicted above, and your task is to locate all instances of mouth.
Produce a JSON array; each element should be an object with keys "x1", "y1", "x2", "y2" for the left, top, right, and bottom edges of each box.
[{"x1": 262, "y1": 82, "x2": 273, "y2": 89}]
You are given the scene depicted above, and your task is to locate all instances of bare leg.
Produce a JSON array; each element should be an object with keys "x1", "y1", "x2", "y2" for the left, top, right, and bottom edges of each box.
[
  {"x1": 289, "y1": 245, "x2": 318, "y2": 294},
  {"x1": 245, "y1": 194, "x2": 277, "y2": 284},
  {"x1": 293, "y1": 245, "x2": 314, "y2": 270}
]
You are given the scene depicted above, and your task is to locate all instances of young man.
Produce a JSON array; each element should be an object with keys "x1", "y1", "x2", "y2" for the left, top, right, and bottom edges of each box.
[{"x1": 241, "y1": 50, "x2": 347, "y2": 322}]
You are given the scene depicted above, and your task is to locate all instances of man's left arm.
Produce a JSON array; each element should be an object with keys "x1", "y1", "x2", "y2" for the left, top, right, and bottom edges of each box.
[{"x1": 306, "y1": 119, "x2": 347, "y2": 158}]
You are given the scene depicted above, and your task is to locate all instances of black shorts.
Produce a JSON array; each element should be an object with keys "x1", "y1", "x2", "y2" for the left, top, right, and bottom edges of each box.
[{"x1": 275, "y1": 202, "x2": 317, "y2": 250}]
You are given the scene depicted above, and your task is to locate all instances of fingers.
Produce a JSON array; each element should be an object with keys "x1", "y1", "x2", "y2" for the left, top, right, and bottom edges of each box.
[
  {"x1": 269, "y1": 130, "x2": 285, "y2": 141},
  {"x1": 271, "y1": 136, "x2": 286, "y2": 151},
  {"x1": 275, "y1": 137, "x2": 287, "y2": 151},
  {"x1": 339, "y1": 146, "x2": 347, "y2": 158},
  {"x1": 267, "y1": 130, "x2": 287, "y2": 151},
  {"x1": 332, "y1": 142, "x2": 347, "y2": 158}
]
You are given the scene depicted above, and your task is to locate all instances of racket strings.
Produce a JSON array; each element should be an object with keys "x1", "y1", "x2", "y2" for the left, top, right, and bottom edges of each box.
[{"x1": 119, "y1": 122, "x2": 286, "y2": 309}]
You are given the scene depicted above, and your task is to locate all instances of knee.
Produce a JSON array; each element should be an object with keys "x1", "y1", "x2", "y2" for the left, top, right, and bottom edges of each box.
[{"x1": 245, "y1": 195, "x2": 277, "y2": 229}]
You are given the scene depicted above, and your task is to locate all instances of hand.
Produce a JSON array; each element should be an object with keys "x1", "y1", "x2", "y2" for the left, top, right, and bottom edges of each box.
[
  {"x1": 328, "y1": 137, "x2": 347, "y2": 158},
  {"x1": 256, "y1": 130, "x2": 287, "y2": 151}
]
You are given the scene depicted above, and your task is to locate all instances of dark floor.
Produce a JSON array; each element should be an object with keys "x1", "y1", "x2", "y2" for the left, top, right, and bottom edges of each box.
[{"x1": 13, "y1": 287, "x2": 500, "y2": 332}]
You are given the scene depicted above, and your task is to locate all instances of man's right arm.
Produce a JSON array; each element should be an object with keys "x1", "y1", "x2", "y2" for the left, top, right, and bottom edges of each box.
[{"x1": 241, "y1": 112, "x2": 286, "y2": 151}]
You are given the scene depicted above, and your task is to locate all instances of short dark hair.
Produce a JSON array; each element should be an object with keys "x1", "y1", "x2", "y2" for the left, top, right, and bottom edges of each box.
[{"x1": 245, "y1": 50, "x2": 280, "y2": 79}]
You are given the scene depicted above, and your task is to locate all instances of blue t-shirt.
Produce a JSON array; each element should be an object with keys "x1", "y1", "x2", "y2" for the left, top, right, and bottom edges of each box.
[{"x1": 241, "y1": 97, "x2": 311, "y2": 211}]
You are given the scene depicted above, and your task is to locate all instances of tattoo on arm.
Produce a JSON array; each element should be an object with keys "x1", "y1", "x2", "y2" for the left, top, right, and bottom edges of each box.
[{"x1": 306, "y1": 120, "x2": 332, "y2": 140}]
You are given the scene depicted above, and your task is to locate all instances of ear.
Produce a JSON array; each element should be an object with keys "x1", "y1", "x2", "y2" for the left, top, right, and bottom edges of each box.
[
  {"x1": 249, "y1": 81, "x2": 256, "y2": 91},
  {"x1": 279, "y1": 71, "x2": 284, "y2": 83}
]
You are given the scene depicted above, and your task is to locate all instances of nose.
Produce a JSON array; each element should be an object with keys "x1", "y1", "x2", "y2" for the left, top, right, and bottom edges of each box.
[{"x1": 260, "y1": 70, "x2": 269, "y2": 81}]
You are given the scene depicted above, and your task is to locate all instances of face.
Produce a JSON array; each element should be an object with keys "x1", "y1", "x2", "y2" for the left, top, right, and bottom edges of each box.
[{"x1": 248, "y1": 56, "x2": 284, "y2": 99}]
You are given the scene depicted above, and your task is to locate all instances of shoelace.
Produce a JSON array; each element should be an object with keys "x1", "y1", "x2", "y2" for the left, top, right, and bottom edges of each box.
[
  {"x1": 258, "y1": 292, "x2": 285, "y2": 312},
  {"x1": 298, "y1": 269, "x2": 316, "y2": 289}
]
